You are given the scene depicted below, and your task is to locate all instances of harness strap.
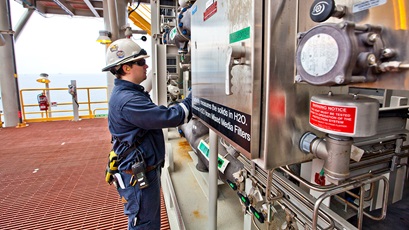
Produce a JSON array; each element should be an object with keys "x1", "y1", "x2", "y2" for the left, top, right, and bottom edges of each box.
[
  {"x1": 117, "y1": 144, "x2": 138, "y2": 163},
  {"x1": 112, "y1": 134, "x2": 145, "y2": 163}
]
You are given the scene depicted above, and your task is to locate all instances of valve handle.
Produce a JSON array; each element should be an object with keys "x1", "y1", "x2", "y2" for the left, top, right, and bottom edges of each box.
[
  {"x1": 310, "y1": 0, "x2": 335, "y2": 22},
  {"x1": 237, "y1": 192, "x2": 250, "y2": 207},
  {"x1": 250, "y1": 206, "x2": 265, "y2": 223},
  {"x1": 225, "y1": 45, "x2": 246, "y2": 95},
  {"x1": 226, "y1": 179, "x2": 238, "y2": 191}
]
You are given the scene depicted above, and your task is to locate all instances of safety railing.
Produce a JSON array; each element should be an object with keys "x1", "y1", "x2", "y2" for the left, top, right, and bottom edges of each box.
[{"x1": 20, "y1": 86, "x2": 109, "y2": 122}]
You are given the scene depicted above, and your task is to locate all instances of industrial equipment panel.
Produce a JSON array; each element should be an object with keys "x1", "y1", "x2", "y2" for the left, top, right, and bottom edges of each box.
[{"x1": 191, "y1": 0, "x2": 262, "y2": 160}]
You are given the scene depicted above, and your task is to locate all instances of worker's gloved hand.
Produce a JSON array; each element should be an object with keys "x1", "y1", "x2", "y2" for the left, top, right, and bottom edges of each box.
[{"x1": 181, "y1": 92, "x2": 192, "y2": 122}]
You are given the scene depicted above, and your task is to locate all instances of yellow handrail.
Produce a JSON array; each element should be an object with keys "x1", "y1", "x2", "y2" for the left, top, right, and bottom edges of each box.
[{"x1": 20, "y1": 86, "x2": 109, "y2": 122}]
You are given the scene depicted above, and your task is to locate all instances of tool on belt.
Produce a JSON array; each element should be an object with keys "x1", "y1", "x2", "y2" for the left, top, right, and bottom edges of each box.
[
  {"x1": 130, "y1": 152, "x2": 149, "y2": 189},
  {"x1": 105, "y1": 146, "x2": 136, "y2": 187},
  {"x1": 105, "y1": 135, "x2": 143, "y2": 186},
  {"x1": 105, "y1": 140, "x2": 163, "y2": 190}
]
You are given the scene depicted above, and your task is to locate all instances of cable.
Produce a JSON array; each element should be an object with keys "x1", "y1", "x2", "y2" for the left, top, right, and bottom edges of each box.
[{"x1": 128, "y1": 0, "x2": 141, "y2": 16}]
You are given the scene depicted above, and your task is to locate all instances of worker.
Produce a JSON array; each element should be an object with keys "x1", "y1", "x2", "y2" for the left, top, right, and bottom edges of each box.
[{"x1": 102, "y1": 38, "x2": 192, "y2": 230}]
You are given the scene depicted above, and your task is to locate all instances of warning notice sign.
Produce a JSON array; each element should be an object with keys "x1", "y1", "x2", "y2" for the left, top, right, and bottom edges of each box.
[{"x1": 309, "y1": 101, "x2": 357, "y2": 135}]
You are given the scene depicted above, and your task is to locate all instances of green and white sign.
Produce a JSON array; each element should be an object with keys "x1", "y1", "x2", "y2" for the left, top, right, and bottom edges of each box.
[{"x1": 198, "y1": 139, "x2": 229, "y2": 173}]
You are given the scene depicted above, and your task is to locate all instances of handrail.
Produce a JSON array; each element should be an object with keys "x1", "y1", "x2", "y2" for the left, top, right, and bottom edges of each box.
[{"x1": 19, "y1": 86, "x2": 108, "y2": 122}]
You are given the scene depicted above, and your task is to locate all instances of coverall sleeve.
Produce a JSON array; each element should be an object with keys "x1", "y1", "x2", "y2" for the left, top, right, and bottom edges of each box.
[{"x1": 122, "y1": 94, "x2": 191, "y2": 130}]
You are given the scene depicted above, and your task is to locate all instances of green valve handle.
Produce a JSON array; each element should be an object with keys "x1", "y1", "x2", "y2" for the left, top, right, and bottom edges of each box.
[
  {"x1": 237, "y1": 192, "x2": 250, "y2": 207},
  {"x1": 250, "y1": 206, "x2": 265, "y2": 223},
  {"x1": 226, "y1": 179, "x2": 237, "y2": 190}
]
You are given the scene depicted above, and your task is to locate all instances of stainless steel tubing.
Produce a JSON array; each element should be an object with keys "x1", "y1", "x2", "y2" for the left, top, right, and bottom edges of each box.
[
  {"x1": 350, "y1": 154, "x2": 394, "y2": 170},
  {"x1": 239, "y1": 155, "x2": 336, "y2": 229},
  {"x1": 345, "y1": 182, "x2": 375, "y2": 201},
  {"x1": 358, "y1": 185, "x2": 364, "y2": 229},
  {"x1": 280, "y1": 165, "x2": 374, "y2": 193},
  {"x1": 312, "y1": 175, "x2": 389, "y2": 230},
  {"x1": 281, "y1": 166, "x2": 337, "y2": 192},
  {"x1": 334, "y1": 193, "x2": 388, "y2": 221},
  {"x1": 273, "y1": 171, "x2": 335, "y2": 230},
  {"x1": 208, "y1": 130, "x2": 218, "y2": 230}
]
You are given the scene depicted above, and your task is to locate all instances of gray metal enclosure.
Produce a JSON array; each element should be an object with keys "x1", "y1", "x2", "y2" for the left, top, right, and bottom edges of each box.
[
  {"x1": 191, "y1": 0, "x2": 409, "y2": 170},
  {"x1": 191, "y1": 0, "x2": 262, "y2": 161}
]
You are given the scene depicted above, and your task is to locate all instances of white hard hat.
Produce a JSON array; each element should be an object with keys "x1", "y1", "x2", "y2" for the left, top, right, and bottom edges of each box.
[{"x1": 102, "y1": 38, "x2": 150, "y2": 72}]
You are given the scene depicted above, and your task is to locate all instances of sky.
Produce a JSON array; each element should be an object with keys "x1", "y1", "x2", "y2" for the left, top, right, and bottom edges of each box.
[{"x1": 10, "y1": 1, "x2": 151, "y2": 75}]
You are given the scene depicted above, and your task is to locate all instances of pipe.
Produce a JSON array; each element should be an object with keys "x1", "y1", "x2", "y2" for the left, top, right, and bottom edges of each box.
[
  {"x1": 0, "y1": 0, "x2": 25, "y2": 127},
  {"x1": 312, "y1": 175, "x2": 389, "y2": 230},
  {"x1": 14, "y1": 8, "x2": 34, "y2": 41},
  {"x1": 208, "y1": 129, "x2": 218, "y2": 230},
  {"x1": 238, "y1": 156, "x2": 336, "y2": 229},
  {"x1": 334, "y1": 194, "x2": 387, "y2": 221},
  {"x1": 310, "y1": 134, "x2": 353, "y2": 184},
  {"x1": 179, "y1": 119, "x2": 244, "y2": 183},
  {"x1": 107, "y1": 0, "x2": 119, "y2": 41}
]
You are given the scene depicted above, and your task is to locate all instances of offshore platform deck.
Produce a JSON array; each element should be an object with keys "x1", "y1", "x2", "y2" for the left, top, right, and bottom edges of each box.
[{"x1": 0, "y1": 119, "x2": 170, "y2": 230}]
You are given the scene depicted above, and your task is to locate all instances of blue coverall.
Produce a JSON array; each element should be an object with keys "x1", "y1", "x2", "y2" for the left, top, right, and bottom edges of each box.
[{"x1": 108, "y1": 79, "x2": 191, "y2": 230}]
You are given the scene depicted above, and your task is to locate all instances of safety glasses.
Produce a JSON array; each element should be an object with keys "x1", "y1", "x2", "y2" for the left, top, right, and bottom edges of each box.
[{"x1": 131, "y1": 59, "x2": 146, "y2": 67}]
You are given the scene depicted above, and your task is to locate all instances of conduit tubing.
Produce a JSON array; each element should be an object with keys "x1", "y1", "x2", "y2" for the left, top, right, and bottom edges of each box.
[
  {"x1": 312, "y1": 175, "x2": 389, "y2": 230},
  {"x1": 238, "y1": 156, "x2": 335, "y2": 229}
]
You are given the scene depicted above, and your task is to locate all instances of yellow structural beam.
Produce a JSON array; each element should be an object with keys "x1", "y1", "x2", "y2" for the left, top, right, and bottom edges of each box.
[{"x1": 128, "y1": 6, "x2": 151, "y2": 35}]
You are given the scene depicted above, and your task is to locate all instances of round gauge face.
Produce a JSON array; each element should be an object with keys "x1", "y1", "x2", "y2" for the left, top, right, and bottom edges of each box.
[{"x1": 300, "y1": 33, "x2": 339, "y2": 77}]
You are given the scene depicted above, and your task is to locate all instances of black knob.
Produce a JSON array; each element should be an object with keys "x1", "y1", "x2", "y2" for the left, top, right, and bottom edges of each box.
[{"x1": 310, "y1": 0, "x2": 336, "y2": 22}]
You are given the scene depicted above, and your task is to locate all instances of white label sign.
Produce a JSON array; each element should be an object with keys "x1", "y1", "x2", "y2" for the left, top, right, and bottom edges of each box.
[{"x1": 353, "y1": 0, "x2": 387, "y2": 13}]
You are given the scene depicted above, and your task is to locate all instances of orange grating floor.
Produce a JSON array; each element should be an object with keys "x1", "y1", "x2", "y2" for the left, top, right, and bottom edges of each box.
[{"x1": 0, "y1": 119, "x2": 170, "y2": 230}]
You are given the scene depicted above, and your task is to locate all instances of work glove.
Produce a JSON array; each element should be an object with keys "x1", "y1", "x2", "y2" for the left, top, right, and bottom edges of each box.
[{"x1": 182, "y1": 92, "x2": 192, "y2": 122}]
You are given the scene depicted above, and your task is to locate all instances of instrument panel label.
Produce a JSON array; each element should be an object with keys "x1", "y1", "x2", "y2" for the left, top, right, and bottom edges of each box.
[
  {"x1": 230, "y1": 27, "x2": 250, "y2": 44},
  {"x1": 310, "y1": 101, "x2": 357, "y2": 135},
  {"x1": 352, "y1": 0, "x2": 387, "y2": 13},
  {"x1": 204, "y1": 1, "x2": 217, "y2": 21},
  {"x1": 192, "y1": 97, "x2": 251, "y2": 152}
]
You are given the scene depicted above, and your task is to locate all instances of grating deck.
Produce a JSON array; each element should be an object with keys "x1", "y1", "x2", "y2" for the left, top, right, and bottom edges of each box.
[{"x1": 0, "y1": 119, "x2": 170, "y2": 230}]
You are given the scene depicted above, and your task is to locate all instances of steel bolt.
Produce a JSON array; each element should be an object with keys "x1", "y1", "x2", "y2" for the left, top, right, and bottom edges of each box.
[
  {"x1": 382, "y1": 48, "x2": 395, "y2": 58},
  {"x1": 335, "y1": 75, "x2": 344, "y2": 84},
  {"x1": 295, "y1": 75, "x2": 302, "y2": 82},
  {"x1": 367, "y1": 54, "x2": 376, "y2": 65},
  {"x1": 368, "y1": 33, "x2": 377, "y2": 43}
]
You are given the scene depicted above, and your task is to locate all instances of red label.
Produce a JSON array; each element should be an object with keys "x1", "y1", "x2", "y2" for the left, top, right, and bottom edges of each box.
[
  {"x1": 309, "y1": 101, "x2": 357, "y2": 134},
  {"x1": 269, "y1": 92, "x2": 286, "y2": 119},
  {"x1": 204, "y1": 1, "x2": 217, "y2": 21}
]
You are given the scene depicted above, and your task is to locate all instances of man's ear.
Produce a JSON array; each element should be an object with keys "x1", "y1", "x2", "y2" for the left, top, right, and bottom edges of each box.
[{"x1": 122, "y1": 64, "x2": 131, "y2": 72}]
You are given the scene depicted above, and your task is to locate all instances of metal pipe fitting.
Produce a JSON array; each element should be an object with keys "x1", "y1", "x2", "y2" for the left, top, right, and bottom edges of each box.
[{"x1": 300, "y1": 132, "x2": 353, "y2": 184}]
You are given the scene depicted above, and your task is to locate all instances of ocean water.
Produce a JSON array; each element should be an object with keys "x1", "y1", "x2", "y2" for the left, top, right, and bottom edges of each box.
[{"x1": 1, "y1": 73, "x2": 109, "y2": 118}]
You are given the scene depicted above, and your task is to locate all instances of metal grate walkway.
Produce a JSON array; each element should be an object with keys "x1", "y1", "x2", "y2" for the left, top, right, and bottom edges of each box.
[{"x1": 0, "y1": 119, "x2": 170, "y2": 230}]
